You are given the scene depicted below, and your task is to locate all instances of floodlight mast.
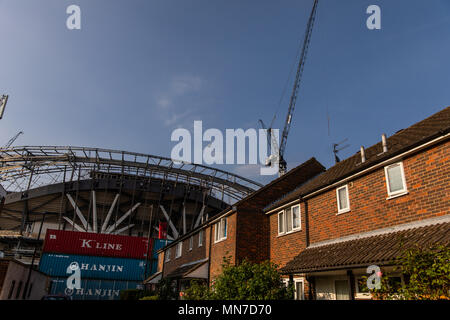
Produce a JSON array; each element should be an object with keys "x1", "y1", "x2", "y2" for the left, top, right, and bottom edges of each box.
[{"x1": 0, "y1": 95, "x2": 9, "y2": 120}]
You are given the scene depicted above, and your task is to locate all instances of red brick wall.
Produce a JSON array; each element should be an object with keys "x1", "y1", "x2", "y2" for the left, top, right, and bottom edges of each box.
[
  {"x1": 209, "y1": 213, "x2": 236, "y2": 281},
  {"x1": 162, "y1": 229, "x2": 207, "y2": 277},
  {"x1": 307, "y1": 141, "x2": 449, "y2": 244},
  {"x1": 157, "y1": 252, "x2": 164, "y2": 273},
  {"x1": 236, "y1": 208, "x2": 270, "y2": 264},
  {"x1": 269, "y1": 141, "x2": 449, "y2": 268},
  {"x1": 269, "y1": 202, "x2": 308, "y2": 268}
]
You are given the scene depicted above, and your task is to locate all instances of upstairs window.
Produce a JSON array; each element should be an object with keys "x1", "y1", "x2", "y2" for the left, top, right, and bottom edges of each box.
[
  {"x1": 165, "y1": 248, "x2": 171, "y2": 262},
  {"x1": 278, "y1": 211, "x2": 285, "y2": 235},
  {"x1": 189, "y1": 236, "x2": 193, "y2": 251},
  {"x1": 214, "y1": 218, "x2": 227, "y2": 243},
  {"x1": 292, "y1": 205, "x2": 301, "y2": 230},
  {"x1": 175, "y1": 242, "x2": 183, "y2": 258},
  {"x1": 385, "y1": 162, "x2": 407, "y2": 197},
  {"x1": 336, "y1": 185, "x2": 350, "y2": 214},
  {"x1": 278, "y1": 205, "x2": 301, "y2": 235},
  {"x1": 198, "y1": 230, "x2": 203, "y2": 247}
]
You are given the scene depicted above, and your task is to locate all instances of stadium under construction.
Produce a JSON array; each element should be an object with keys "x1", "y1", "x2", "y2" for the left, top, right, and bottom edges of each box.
[{"x1": 0, "y1": 146, "x2": 261, "y2": 299}]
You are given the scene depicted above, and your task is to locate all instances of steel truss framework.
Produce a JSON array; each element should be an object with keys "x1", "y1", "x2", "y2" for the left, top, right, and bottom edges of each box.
[
  {"x1": 0, "y1": 146, "x2": 262, "y2": 239},
  {"x1": 0, "y1": 146, "x2": 261, "y2": 200}
]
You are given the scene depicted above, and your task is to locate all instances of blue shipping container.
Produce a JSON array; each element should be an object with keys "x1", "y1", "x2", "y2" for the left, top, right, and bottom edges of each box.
[
  {"x1": 39, "y1": 253, "x2": 147, "y2": 281},
  {"x1": 152, "y1": 239, "x2": 171, "y2": 260},
  {"x1": 49, "y1": 278, "x2": 141, "y2": 300}
]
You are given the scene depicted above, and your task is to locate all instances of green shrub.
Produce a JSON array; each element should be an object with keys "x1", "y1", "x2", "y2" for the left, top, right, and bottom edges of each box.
[
  {"x1": 361, "y1": 243, "x2": 450, "y2": 300},
  {"x1": 140, "y1": 295, "x2": 159, "y2": 300},
  {"x1": 184, "y1": 258, "x2": 293, "y2": 300}
]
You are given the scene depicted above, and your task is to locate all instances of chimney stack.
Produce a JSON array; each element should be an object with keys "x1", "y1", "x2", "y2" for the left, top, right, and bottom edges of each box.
[
  {"x1": 382, "y1": 133, "x2": 388, "y2": 153},
  {"x1": 360, "y1": 146, "x2": 366, "y2": 163}
]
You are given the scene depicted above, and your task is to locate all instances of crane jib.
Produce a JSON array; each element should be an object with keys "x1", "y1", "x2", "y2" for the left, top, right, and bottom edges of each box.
[{"x1": 278, "y1": 0, "x2": 319, "y2": 175}]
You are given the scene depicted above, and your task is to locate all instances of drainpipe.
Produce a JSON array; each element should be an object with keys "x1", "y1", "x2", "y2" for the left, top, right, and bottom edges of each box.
[
  {"x1": 207, "y1": 226, "x2": 212, "y2": 287},
  {"x1": 347, "y1": 270, "x2": 356, "y2": 300},
  {"x1": 303, "y1": 198, "x2": 310, "y2": 248},
  {"x1": 306, "y1": 275, "x2": 316, "y2": 300},
  {"x1": 303, "y1": 198, "x2": 315, "y2": 299}
]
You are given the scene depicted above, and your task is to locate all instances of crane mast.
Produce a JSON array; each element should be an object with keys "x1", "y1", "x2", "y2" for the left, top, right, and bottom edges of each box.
[{"x1": 278, "y1": 0, "x2": 319, "y2": 175}]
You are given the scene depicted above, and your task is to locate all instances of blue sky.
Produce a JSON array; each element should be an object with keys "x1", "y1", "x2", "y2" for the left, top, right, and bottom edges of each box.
[{"x1": 1, "y1": 0, "x2": 450, "y2": 184}]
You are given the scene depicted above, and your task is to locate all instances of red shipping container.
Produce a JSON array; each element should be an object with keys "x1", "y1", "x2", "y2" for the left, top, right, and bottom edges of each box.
[
  {"x1": 158, "y1": 222, "x2": 167, "y2": 239},
  {"x1": 43, "y1": 229, "x2": 152, "y2": 259}
]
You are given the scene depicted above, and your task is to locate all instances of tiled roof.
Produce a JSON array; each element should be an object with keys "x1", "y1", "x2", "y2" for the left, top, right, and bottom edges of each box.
[
  {"x1": 159, "y1": 158, "x2": 325, "y2": 251},
  {"x1": 234, "y1": 157, "x2": 326, "y2": 210},
  {"x1": 165, "y1": 260, "x2": 208, "y2": 279},
  {"x1": 266, "y1": 106, "x2": 450, "y2": 212},
  {"x1": 281, "y1": 222, "x2": 450, "y2": 274}
]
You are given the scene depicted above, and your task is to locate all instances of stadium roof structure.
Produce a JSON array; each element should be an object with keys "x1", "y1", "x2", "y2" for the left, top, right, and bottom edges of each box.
[{"x1": 0, "y1": 146, "x2": 262, "y2": 203}]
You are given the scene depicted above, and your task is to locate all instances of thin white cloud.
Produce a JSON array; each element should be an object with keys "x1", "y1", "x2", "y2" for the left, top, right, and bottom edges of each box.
[
  {"x1": 233, "y1": 164, "x2": 262, "y2": 178},
  {"x1": 157, "y1": 97, "x2": 172, "y2": 109},
  {"x1": 155, "y1": 74, "x2": 204, "y2": 127},
  {"x1": 171, "y1": 75, "x2": 202, "y2": 95}
]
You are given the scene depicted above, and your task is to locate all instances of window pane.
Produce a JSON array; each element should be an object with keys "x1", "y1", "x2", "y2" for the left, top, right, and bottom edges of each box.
[
  {"x1": 292, "y1": 206, "x2": 300, "y2": 229},
  {"x1": 199, "y1": 231, "x2": 203, "y2": 246},
  {"x1": 295, "y1": 282, "x2": 304, "y2": 300},
  {"x1": 286, "y1": 209, "x2": 292, "y2": 232},
  {"x1": 278, "y1": 212, "x2": 284, "y2": 233},
  {"x1": 338, "y1": 187, "x2": 348, "y2": 210},
  {"x1": 387, "y1": 165, "x2": 404, "y2": 193},
  {"x1": 176, "y1": 243, "x2": 182, "y2": 257},
  {"x1": 215, "y1": 223, "x2": 219, "y2": 241},
  {"x1": 335, "y1": 280, "x2": 350, "y2": 300},
  {"x1": 222, "y1": 219, "x2": 227, "y2": 238}
]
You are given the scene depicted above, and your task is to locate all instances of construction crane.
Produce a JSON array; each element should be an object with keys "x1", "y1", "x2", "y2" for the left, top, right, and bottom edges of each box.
[
  {"x1": 3, "y1": 131, "x2": 23, "y2": 149},
  {"x1": 263, "y1": 0, "x2": 319, "y2": 176},
  {"x1": 0, "y1": 95, "x2": 8, "y2": 119}
]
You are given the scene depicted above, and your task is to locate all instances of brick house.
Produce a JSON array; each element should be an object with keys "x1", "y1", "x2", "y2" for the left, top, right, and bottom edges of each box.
[
  {"x1": 147, "y1": 106, "x2": 449, "y2": 300},
  {"x1": 265, "y1": 106, "x2": 450, "y2": 300},
  {"x1": 146, "y1": 158, "x2": 325, "y2": 297}
]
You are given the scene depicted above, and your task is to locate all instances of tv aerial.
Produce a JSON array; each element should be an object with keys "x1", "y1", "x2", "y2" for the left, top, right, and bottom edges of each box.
[{"x1": 332, "y1": 138, "x2": 349, "y2": 163}]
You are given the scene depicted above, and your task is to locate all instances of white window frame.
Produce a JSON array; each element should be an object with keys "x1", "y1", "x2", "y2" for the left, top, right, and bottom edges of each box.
[
  {"x1": 165, "y1": 248, "x2": 171, "y2": 262},
  {"x1": 278, "y1": 211, "x2": 285, "y2": 235},
  {"x1": 214, "y1": 218, "x2": 227, "y2": 243},
  {"x1": 384, "y1": 162, "x2": 408, "y2": 198},
  {"x1": 189, "y1": 236, "x2": 193, "y2": 251},
  {"x1": 291, "y1": 204, "x2": 301, "y2": 232},
  {"x1": 198, "y1": 230, "x2": 203, "y2": 247},
  {"x1": 293, "y1": 278, "x2": 305, "y2": 300},
  {"x1": 336, "y1": 185, "x2": 350, "y2": 214},
  {"x1": 175, "y1": 242, "x2": 182, "y2": 258},
  {"x1": 282, "y1": 278, "x2": 305, "y2": 300},
  {"x1": 278, "y1": 205, "x2": 301, "y2": 236}
]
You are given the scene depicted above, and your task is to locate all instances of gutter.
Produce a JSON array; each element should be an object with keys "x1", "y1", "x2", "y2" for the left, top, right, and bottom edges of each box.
[{"x1": 281, "y1": 261, "x2": 396, "y2": 275}]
